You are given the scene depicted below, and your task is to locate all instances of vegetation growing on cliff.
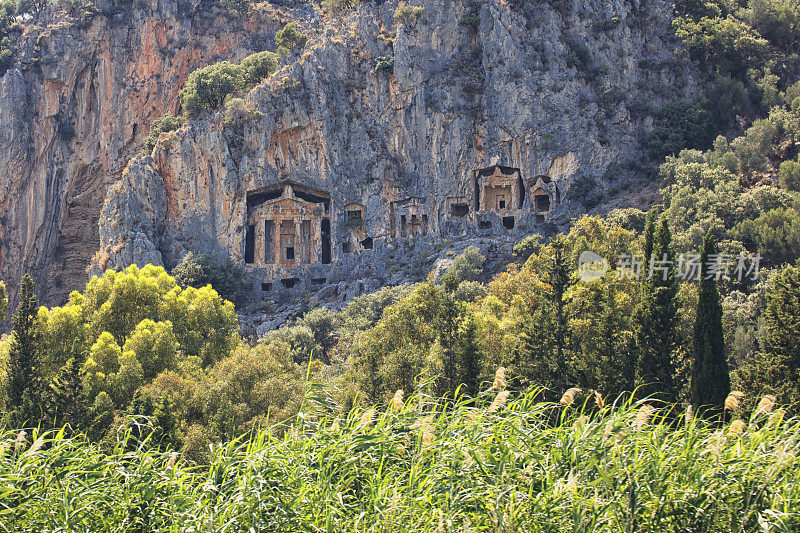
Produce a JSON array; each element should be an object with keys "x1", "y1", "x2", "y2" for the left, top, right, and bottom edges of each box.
[{"x1": 179, "y1": 51, "x2": 278, "y2": 118}]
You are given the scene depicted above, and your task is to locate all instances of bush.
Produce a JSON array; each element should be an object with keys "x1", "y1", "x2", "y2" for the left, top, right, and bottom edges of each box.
[
  {"x1": 180, "y1": 51, "x2": 278, "y2": 118},
  {"x1": 172, "y1": 252, "x2": 248, "y2": 303},
  {"x1": 393, "y1": 3, "x2": 423, "y2": 25},
  {"x1": 145, "y1": 114, "x2": 183, "y2": 152},
  {"x1": 222, "y1": 98, "x2": 262, "y2": 130},
  {"x1": 321, "y1": 0, "x2": 360, "y2": 19},
  {"x1": 566, "y1": 174, "x2": 598, "y2": 205},
  {"x1": 275, "y1": 23, "x2": 308, "y2": 51},
  {"x1": 779, "y1": 157, "x2": 800, "y2": 191},
  {"x1": 735, "y1": 208, "x2": 800, "y2": 264},
  {"x1": 448, "y1": 246, "x2": 485, "y2": 282},
  {"x1": 646, "y1": 101, "x2": 715, "y2": 159}
]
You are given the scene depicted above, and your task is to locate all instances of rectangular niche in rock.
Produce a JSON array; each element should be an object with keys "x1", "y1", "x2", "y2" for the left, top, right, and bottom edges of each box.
[
  {"x1": 281, "y1": 277, "x2": 300, "y2": 289},
  {"x1": 342, "y1": 242, "x2": 353, "y2": 253},
  {"x1": 261, "y1": 282, "x2": 272, "y2": 291},
  {"x1": 245, "y1": 224, "x2": 256, "y2": 264},
  {"x1": 361, "y1": 237, "x2": 373, "y2": 250},
  {"x1": 451, "y1": 204, "x2": 469, "y2": 217},
  {"x1": 502, "y1": 216, "x2": 515, "y2": 230}
]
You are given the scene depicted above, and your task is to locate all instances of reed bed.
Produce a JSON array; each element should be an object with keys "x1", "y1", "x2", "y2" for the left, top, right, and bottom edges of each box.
[{"x1": 1, "y1": 388, "x2": 799, "y2": 532}]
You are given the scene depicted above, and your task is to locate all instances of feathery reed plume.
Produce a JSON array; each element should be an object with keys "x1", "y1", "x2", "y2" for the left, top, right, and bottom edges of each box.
[
  {"x1": 685, "y1": 404, "x2": 693, "y2": 428},
  {"x1": 724, "y1": 391, "x2": 744, "y2": 411},
  {"x1": 330, "y1": 419, "x2": 340, "y2": 432},
  {"x1": 411, "y1": 415, "x2": 434, "y2": 429},
  {"x1": 594, "y1": 391, "x2": 605, "y2": 410},
  {"x1": 728, "y1": 419, "x2": 746, "y2": 438},
  {"x1": 493, "y1": 367, "x2": 506, "y2": 390},
  {"x1": 573, "y1": 415, "x2": 589, "y2": 429},
  {"x1": 14, "y1": 431, "x2": 27, "y2": 455},
  {"x1": 487, "y1": 390, "x2": 510, "y2": 413},
  {"x1": 391, "y1": 389, "x2": 404, "y2": 413},
  {"x1": 634, "y1": 404, "x2": 654, "y2": 429},
  {"x1": 560, "y1": 388, "x2": 582, "y2": 407},
  {"x1": 437, "y1": 508, "x2": 445, "y2": 533},
  {"x1": 359, "y1": 408, "x2": 375, "y2": 426},
  {"x1": 411, "y1": 415, "x2": 435, "y2": 446},
  {"x1": 767, "y1": 408, "x2": 786, "y2": 429},
  {"x1": 166, "y1": 452, "x2": 179, "y2": 469},
  {"x1": 755, "y1": 394, "x2": 776, "y2": 416},
  {"x1": 22, "y1": 436, "x2": 45, "y2": 459}
]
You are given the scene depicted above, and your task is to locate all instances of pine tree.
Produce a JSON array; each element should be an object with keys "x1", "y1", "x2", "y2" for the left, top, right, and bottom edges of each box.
[
  {"x1": 634, "y1": 218, "x2": 680, "y2": 402},
  {"x1": 690, "y1": 234, "x2": 730, "y2": 414},
  {"x1": 50, "y1": 343, "x2": 90, "y2": 432},
  {"x1": 7, "y1": 274, "x2": 44, "y2": 428},
  {"x1": 642, "y1": 210, "x2": 656, "y2": 274},
  {"x1": 436, "y1": 273, "x2": 463, "y2": 394}
]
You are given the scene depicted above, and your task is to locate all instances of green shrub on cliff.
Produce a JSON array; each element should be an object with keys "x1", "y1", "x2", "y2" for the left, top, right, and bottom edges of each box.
[
  {"x1": 275, "y1": 22, "x2": 308, "y2": 53},
  {"x1": 144, "y1": 114, "x2": 183, "y2": 152},
  {"x1": 180, "y1": 51, "x2": 278, "y2": 118}
]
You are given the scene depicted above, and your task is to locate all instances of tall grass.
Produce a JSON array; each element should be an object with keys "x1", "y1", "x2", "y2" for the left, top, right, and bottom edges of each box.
[{"x1": 1, "y1": 388, "x2": 799, "y2": 531}]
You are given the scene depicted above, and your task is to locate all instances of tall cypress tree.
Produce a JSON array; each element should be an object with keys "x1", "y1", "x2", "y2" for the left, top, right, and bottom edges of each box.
[
  {"x1": 635, "y1": 217, "x2": 680, "y2": 402},
  {"x1": 691, "y1": 234, "x2": 730, "y2": 414},
  {"x1": 7, "y1": 274, "x2": 44, "y2": 427}
]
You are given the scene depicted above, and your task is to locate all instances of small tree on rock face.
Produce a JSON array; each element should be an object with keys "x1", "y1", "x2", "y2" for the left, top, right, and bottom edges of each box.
[
  {"x1": 275, "y1": 23, "x2": 308, "y2": 54},
  {"x1": 7, "y1": 275, "x2": 44, "y2": 428},
  {"x1": 690, "y1": 234, "x2": 730, "y2": 415}
]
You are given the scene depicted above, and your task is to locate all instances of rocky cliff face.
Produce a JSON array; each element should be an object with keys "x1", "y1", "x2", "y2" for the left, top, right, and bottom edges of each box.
[
  {"x1": 94, "y1": 0, "x2": 696, "y2": 309},
  {"x1": 3, "y1": 0, "x2": 696, "y2": 310},
  {"x1": 0, "y1": 0, "x2": 307, "y2": 305}
]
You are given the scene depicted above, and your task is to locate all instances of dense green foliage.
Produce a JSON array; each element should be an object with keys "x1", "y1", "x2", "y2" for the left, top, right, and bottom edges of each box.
[
  {"x1": 1, "y1": 389, "x2": 798, "y2": 530},
  {"x1": 170, "y1": 251, "x2": 248, "y2": 303},
  {"x1": 179, "y1": 51, "x2": 278, "y2": 118}
]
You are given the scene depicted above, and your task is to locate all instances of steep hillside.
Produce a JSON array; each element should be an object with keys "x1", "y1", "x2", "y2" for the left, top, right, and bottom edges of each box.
[
  {"x1": 0, "y1": 0, "x2": 312, "y2": 306},
  {"x1": 91, "y1": 0, "x2": 696, "y2": 306}
]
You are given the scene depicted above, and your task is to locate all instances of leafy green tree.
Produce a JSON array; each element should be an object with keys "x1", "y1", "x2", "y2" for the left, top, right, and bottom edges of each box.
[
  {"x1": 458, "y1": 314, "x2": 482, "y2": 397},
  {"x1": 635, "y1": 218, "x2": 680, "y2": 402},
  {"x1": 171, "y1": 252, "x2": 248, "y2": 303},
  {"x1": 180, "y1": 61, "x2": 242, "y2": 117},
  {"x1": 690, "y1": 234, "x2": 730, "y2": 414},
  {"x1": 6, "y1": 275, "x2": 44, "y2": 427}
]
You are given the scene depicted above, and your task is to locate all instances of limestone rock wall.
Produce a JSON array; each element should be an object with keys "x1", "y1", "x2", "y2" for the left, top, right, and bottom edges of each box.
[
  {"x1": 0, "y1": 0, "x2": 303, "y2": 305},
  {"x1": 94, "y1": 0, "x2": 696, "y2": 299}
]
